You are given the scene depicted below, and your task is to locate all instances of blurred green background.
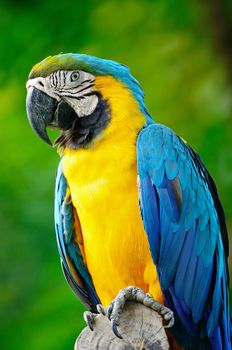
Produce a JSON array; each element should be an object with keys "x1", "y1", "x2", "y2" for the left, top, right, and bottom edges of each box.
[{"x1": 1, "y1": 0, "x2": 232, "y2": 349}]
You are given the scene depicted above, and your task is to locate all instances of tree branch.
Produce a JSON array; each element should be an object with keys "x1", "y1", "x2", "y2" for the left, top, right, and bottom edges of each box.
[{"x1": 75, "y1": 301, "x2": 170, "y2": 350}]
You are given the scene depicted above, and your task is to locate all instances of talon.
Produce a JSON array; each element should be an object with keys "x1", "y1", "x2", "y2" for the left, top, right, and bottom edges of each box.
[
  {"x1": 107, "y1": 304, "x2": 113, "y2": 320},
  {"x1": 96, "y1": 304, "x2": 106, "y2": 315},
  {"x1": 164, "y1": 312, "x2": 174, "y2": 328},
  {"x1": 83, "y1": 311, "x2": 96, "y2": 331},
  {"x1": 167, "y1": 318, "x2": 175, "y2": 328},
  {"x1": 111, "y1": 320, "x2": 123, "y2": 339}
]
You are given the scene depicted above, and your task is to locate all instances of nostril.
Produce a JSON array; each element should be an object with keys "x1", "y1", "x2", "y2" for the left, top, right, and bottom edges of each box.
[{"x1": 38, "y1": 81, "x2": 44, "y2": 87}]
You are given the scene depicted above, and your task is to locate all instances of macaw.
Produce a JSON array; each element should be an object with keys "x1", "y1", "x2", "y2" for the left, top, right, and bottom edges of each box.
[{"x1": 26, "y1": 53, "x2": 231, "y2": 350}]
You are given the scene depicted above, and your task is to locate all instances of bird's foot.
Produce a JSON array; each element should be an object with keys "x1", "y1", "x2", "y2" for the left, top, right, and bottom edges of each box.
[{"x1": 96, "y1": 286, "x2": 174, "y2": 339}]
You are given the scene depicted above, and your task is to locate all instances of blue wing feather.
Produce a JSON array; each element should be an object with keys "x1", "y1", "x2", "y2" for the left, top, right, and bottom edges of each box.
[
  {"x1": 139, "y1": 176, "x2": 160, "y2": 263},
  {"x1": 137, "y1": 123, "x2": 231, "y2": 349},
  {"x1": 55, "y1": 161, "x2": 100, "y2": 311}
]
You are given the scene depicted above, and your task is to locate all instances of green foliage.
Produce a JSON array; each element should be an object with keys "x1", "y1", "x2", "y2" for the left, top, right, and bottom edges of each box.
[{"x1": 0, "y1": 1, "x2": 231, "y2": 349}]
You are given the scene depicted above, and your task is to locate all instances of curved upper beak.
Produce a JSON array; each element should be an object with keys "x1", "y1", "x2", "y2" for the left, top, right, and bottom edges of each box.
[
  {"x1": 26, "y1": 84, "x2": 78, "y2": 146},
  {"x1": 26, "y1": 86, "x2": 57, "y2": 145}
]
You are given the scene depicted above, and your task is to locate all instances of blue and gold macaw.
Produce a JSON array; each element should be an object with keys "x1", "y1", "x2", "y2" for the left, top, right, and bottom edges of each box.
[{"x1": 26, "y1": 53, "x2": 231, "y2": 350}]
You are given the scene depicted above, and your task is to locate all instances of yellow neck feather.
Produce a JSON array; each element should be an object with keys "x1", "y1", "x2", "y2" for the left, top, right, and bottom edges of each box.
[
  {"x1": 94, "y1": 75, "x2": 145, "y2": 138},
  {"x1": 62, "y1": 76, "x2": 146, "y2": 174}
]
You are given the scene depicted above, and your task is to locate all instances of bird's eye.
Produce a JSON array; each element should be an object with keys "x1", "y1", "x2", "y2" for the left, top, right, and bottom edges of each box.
[{"x1": 70, "y1": 72, "x2": 80, "y2": 82}]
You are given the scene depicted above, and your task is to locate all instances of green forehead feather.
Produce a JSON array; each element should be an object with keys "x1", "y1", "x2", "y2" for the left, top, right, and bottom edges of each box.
[
  {"x1": 29, "y1": 53, "x2": 133, "y2": 82},
  {"x1": 29, "y1": 54, "x2": 96, "y2": 78}
]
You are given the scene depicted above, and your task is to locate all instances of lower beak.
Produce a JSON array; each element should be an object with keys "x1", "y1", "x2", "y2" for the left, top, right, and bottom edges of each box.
[{"x1": 26, "y1": 86, "x2": 56, "y2": 145}]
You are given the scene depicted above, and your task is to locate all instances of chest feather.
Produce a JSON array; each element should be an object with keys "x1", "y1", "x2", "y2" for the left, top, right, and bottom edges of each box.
[
  {"x1": 61, "y1": 80, "x2": 162, "y2": 304},
  {"x1": 62, "y1": 143, "x2": 162, "y2": 305}
]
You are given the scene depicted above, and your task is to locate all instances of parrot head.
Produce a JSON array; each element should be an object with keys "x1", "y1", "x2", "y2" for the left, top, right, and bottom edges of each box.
[{"x1": 26, "y1": 53, "x2": 150, "y2": 149}]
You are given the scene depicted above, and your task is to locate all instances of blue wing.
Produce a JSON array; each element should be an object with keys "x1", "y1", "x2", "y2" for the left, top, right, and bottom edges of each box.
[
  {"x1": 55, "y1": 161, "x2": 100, "y2": 311},
  {"x1": 137, "y1": 124, "x2": 231, "y2": 350}
]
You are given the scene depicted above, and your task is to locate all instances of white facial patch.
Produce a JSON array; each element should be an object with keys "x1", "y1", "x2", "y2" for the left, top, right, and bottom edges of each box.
[
  {"x1": 64, "y1": 94, "x2": 98, "y2": 117},
  {"x1": 26, "y1": 70, "x2": 98, "y2": 117}
]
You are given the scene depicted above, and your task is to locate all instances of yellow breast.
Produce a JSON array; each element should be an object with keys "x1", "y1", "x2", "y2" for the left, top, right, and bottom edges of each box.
[{"x1": 62, "y1": 76, "x2": 163, "y2": 306}]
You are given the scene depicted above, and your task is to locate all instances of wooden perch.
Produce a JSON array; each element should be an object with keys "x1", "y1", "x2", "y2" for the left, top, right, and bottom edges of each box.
[{"x1": 75, "y1": 301, "x2": 170, "y2": 349}]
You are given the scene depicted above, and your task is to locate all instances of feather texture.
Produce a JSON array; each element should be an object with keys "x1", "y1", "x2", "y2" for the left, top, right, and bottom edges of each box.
[
  {"x1": 137, "y1": 123, "x2": 231, "y2": 350},
  {"x1": 55, "y1": 161, "x2": 100, "y2": 311}
]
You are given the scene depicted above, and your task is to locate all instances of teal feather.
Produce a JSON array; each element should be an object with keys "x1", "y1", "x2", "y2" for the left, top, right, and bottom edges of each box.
[
  {"x1": 55, "y1": 161, "x2": 100, "y2": 311},
  {"x1": 137, "y1": 123, "x2": 231, "y2": 349}
]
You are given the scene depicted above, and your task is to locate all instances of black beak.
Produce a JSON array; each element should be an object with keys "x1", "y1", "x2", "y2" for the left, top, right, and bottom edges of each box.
[
  {"x1": 26, "y1": 87, "x2": 77, "y2": 145},
  {"x1": 26, "y1": 87, "x2": 56, "y2": 145}
]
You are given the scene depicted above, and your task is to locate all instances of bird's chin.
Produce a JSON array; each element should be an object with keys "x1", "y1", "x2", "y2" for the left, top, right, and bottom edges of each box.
[{"x1": 54, "y1": 97, "x2": 111, "y2": 150}]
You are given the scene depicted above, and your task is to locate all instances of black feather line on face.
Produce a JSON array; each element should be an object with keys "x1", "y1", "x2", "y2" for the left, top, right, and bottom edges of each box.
[
  {"x1": 59, "y1": 83, "x2": 95, "y2": 97},
  {"x1": 54, "y1": 95, "x2": 111, "y2": 149}
]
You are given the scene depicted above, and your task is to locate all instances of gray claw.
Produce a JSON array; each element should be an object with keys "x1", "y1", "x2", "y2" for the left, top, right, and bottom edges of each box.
[
  {"x1": 111, "y1": 320, "x2": 123, "y2": 339},
  {"x1": 164, "y1": 311, "x2": 174, "y2": 328},
  {"x1": 83, "y1": 311, "x2": 96, "y2": 331},
  {"x1": 96, "y1": 304, "x2": 106, "y2": 316},
  {"x1": 107, "y1": 304, "x2": 113, "y2": 320}
]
